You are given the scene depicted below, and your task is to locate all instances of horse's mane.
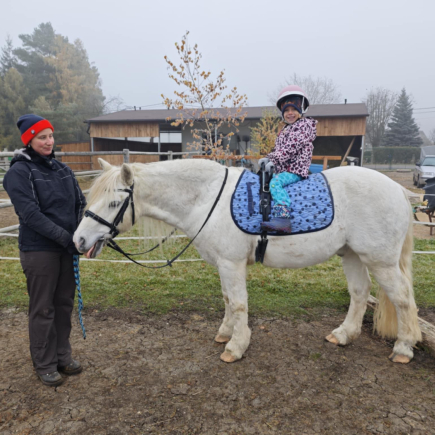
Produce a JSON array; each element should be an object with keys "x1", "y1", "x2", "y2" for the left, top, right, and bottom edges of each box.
[
  {"x1": 86, "y1": 159, "x2": 223, "y2": 209},
  {"x1": 85, "y1": 166, "x2": 124, "y2": 209}
]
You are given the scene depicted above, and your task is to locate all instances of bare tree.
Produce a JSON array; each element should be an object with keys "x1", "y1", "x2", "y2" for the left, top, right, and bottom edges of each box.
[
  {"x1": 429, "y1": 128, "x2": 435, "y2": 144},
  {"x1": 269, "y1": 73, "x2": 342, "y2": 105},
  {"x1": 102, "y1": 95, "x2": 125, "y2": 114},
  {"x1": 162, "y1": 32, "x2": 247, "y2": 157},
  {"x1": 362, "y1": 87, "x2": 398, "y2": 148}
]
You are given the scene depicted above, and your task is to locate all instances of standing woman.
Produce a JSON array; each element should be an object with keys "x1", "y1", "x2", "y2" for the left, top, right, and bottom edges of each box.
[{"x1": 3, "y1": 115, "x2": 86, "y2": 387}]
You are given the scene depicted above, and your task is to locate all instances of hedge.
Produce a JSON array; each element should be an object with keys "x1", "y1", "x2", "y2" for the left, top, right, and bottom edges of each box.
[{"x1": 363, "y1": 147, "x2": 421, "y2": 164}]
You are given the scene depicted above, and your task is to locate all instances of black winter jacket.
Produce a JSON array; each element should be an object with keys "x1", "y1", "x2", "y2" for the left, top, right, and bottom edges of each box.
[{"x1": 3, "y1": 148, "x2": 86, "y2": 252}]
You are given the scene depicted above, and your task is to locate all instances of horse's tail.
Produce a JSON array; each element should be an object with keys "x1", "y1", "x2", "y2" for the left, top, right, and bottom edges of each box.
[{"x1": 374, "y1": 194, "x2": 421, "y2": 341}]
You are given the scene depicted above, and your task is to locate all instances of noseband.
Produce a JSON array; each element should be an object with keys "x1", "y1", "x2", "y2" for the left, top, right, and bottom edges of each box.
[{"x1": 84, "y1": 183, "x2": 135, "y2": 238}]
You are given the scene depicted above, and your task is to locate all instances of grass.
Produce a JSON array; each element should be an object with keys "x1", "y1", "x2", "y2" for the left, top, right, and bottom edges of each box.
[{"x1": 1, "y1": 234, "x2": 435, "y2": 318}]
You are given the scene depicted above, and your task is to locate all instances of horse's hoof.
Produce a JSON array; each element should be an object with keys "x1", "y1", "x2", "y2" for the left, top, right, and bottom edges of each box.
[
  {"x1": 220, "y1": 351, "x2": 237, "y2": 363},
  {"x1": 388, "y1": 352, "x2": 411, "y2": 364},
  {"x1": 325, "y1": 334, "x2": 340, "y2": 345},
  {"x1": 215, "y1": 334, "x2": 231, "y2": 343}
]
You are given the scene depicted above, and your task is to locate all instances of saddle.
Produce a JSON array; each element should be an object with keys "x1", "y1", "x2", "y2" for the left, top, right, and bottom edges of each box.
[{"x1": 231, "y1": 170, "x2": 334, "y2": 237}]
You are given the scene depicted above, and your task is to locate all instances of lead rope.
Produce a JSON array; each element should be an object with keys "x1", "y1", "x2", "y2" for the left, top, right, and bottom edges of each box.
[{"x1": 73, "y1": 254, "x2": 86, "y2": 339}]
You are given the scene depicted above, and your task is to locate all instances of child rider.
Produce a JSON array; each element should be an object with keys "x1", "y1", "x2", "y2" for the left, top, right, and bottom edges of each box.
[{"x1": 259, "y1": 85, "x2": 317, "y2": 234}]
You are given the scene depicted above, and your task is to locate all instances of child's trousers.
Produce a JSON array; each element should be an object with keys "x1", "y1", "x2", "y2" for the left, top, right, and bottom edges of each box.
[{"x1": 270, "y1": 172, "x2": 302, "y2": 218}]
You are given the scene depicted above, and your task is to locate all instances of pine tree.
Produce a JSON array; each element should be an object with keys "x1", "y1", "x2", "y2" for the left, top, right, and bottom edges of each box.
[
  {"x1": 13, "y1": 23, "x2": 59, "y2": 106},
  {"x1": 0, "y1": 35, "x2": 16, "y2": 77},
  {"x1": 382, "y1": 88, "x2": 423, "y2": 147},
  {"x1": 0, "y1": 68, "x2": 27, "y2": 150},
  {"x1": 0, "y1": 22, "x2": 106, "y2": 148}
]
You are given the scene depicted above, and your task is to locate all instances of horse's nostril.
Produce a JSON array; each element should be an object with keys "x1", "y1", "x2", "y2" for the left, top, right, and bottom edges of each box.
[{"x1": 78, "y1": 237, "x2": 85, "y2": 249}]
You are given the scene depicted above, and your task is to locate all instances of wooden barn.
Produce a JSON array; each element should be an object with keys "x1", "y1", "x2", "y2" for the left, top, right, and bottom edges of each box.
[{"x1": 59, "y1": 103, "x2": 368, "y2": 170}]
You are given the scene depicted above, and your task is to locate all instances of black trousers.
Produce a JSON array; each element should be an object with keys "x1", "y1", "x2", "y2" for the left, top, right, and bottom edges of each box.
[{"x1": 20, "y1": 250, "x2": 76, "y2": 374}]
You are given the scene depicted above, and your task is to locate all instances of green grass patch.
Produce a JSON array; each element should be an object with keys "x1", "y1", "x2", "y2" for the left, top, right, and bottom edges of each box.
[{"x1": 1, "y1": 234, "x2": 435, "y2": 317}]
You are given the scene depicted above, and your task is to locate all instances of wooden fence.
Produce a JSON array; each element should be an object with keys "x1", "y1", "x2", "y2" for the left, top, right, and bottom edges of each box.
[
  {"x1": 57, "y1": 142, "x2": 92, "y2": 170},
  {"x1": 56, "y1": 142, "x2": 159, "y2": 170}
]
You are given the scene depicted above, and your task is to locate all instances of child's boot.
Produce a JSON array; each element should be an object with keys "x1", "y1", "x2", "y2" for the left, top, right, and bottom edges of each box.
[
  {"x1": 261, "y1": 217, "x2": 292, "y2": 234},
  {"x1": 260, "y1": 205, "x2": 292, "y2": 234}
]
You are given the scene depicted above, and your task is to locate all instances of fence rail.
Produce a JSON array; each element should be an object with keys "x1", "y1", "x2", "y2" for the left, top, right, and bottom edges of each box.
[
  {"x1": 0, "y1": 149, "x2": 204, "y2": 177},
  {"x1": 0, "y1": 149, "x2": 205, "y2": 184},
  {"x1": 0, "y1": 150, "x2": 201, "y2": 158}
]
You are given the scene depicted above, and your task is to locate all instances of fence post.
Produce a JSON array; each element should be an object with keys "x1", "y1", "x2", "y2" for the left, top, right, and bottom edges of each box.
[
  {"x1": 168, "y1": 151, "x2": 173, "y2": 161},
  {"x1": 123, "y1": 149, "x2": 130, "y2": 163}
]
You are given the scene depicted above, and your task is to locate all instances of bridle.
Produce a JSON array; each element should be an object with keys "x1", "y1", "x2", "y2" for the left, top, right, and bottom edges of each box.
[
  {"x1": 83, "y1": 168, "x2": 228, "y2": 269},
  {"x1": 84, "y1": 184, "x2": 135, "y2": 238}
]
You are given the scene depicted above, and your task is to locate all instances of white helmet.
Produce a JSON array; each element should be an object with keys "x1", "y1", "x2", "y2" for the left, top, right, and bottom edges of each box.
[{"x1": 276, "y1": 85, "x2": 310, "y2": 114}]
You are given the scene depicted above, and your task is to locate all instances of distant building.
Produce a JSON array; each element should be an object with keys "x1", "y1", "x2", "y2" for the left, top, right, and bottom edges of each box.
[{"x1": 81, "y1": 103, "x2": 369, "y2": 167}]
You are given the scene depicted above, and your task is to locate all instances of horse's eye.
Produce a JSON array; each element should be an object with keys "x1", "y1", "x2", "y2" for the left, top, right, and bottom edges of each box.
[{"x1": 109, "y1": 201, "x2": 121, "y2": 208}]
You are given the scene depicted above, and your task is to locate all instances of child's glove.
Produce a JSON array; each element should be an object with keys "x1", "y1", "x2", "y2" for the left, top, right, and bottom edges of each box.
[
  {"x1": 265, "y1": 161, "x2": 275, "y2": 175},
  {"x1": 258, "y1": 158, "x2": 269, "y2": 170}
]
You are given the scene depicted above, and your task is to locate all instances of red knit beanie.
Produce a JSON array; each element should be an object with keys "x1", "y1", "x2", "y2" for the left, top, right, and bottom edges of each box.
[{"x1": 17, "y1": 114, "x2": 54, "y2": 146}]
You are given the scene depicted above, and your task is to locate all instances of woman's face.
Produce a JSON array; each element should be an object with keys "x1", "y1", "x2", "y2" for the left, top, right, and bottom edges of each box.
[
  {"x1": 283, "y1": 107, "x2": 301, "y2": 124},
  {"x1": 29, "y1": 128, "x2": 54, "y2": 156}
]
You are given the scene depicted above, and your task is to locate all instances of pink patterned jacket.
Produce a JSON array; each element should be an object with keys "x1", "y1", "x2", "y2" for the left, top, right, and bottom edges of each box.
[{"x1": 267, "y1": 117, "x2": 317, "y2": 178}]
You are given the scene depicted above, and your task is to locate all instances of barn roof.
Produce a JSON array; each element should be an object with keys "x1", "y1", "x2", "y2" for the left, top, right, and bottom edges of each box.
[{"x1": 87, "y1": 103, "x2": 369, "y2": 123}]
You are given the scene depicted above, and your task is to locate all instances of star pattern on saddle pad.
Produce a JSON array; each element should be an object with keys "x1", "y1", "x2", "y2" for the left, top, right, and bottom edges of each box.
[{"x1": 230, "y1": 170, "x2": 334, "y2": 236}]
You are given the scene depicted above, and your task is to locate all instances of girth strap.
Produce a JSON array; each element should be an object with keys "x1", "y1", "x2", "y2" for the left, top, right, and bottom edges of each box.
[{"x1": 255, "y1": 165, "x2": 273, "y2": 263}]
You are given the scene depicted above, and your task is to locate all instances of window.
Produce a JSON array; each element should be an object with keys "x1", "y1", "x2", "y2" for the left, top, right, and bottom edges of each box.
[
  {"x1": 160, "y1": 131, "x2": 182, "y2": 143},
  {"x1": 422, "y1": 157, "x2": 435, "y2": 167}
]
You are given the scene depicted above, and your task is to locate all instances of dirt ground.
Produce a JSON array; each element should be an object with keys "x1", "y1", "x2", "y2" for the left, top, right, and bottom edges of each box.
[
  {"x1": 1, "y1": 170, "x2": 435, "y2": 434},
  {"x1": 1, "y1": 308, "x2": 435, "y2": 435}
]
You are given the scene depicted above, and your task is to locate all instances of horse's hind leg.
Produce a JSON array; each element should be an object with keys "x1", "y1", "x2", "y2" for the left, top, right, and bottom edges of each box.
[
  {"x1": 369, "y1": 264, "x2": 421, "y2": 363},
  {"x1": 326, "y1": 249, "x2": 371, "y2": 346},
  {"x1": 216, "y1": 259, "x2": 251, "y2": 363}
]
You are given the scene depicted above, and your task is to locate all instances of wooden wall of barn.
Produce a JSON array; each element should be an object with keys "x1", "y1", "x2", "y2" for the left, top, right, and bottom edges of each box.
[
  {"x1": 89, "y1": 122, "x2": 159, "y2": 138},
  {"x1": 316, "y1": 117, "x2": 366, "y2": 137}
]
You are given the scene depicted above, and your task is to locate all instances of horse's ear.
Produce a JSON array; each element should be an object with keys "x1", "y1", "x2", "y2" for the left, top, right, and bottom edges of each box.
[
  {"x1": 121, "y1": 163, "x2": 134, "y2": 186},
  {"x1": 98, "y1": 158, "x2": 113, "y2": 171}
]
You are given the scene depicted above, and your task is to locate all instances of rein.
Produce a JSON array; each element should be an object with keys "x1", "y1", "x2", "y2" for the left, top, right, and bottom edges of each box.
[{"x1": 84, "y1": 167, "x2": 229, "y2": 269}]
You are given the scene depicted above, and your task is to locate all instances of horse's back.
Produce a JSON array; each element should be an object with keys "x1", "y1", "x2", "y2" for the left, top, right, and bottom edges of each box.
[
  {"x1": 323, "y1": 166, "x2": 411, "y2": 258},
  {"x1": 324, "y1": 166, "x2": 408, "y2": 210}
]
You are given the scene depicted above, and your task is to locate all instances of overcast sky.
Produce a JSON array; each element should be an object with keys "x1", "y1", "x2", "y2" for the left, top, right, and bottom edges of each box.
[{"x1": 2, "y1": 0, "x2": 435, "y2": 135}]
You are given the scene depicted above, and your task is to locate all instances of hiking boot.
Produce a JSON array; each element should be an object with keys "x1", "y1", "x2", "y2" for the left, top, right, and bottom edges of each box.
[
  {"x1": 58, "y1": 360, "x2": 82, "y2": 376},
  {"x1": 261, "y1": 218, "x2": 292, "y2": 234},
  {"x1": 38, "y1": 371, "x2": 65, "y2": 387}
]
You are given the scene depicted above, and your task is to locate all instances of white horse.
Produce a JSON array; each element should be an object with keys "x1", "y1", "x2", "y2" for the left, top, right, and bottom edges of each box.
[{"x1": 74, "y1": 158, "x2": 421, "y2": 364}]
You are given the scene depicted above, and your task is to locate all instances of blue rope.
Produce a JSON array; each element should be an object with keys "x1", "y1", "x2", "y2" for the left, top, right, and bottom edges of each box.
[{"x1": 73, "y1": 255, "x2": 86, "y2": 339}]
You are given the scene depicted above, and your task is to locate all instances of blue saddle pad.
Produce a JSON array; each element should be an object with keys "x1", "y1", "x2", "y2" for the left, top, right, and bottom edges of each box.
[{"x1": 230, "y1": 170, "x2": 334, "y2": 236}]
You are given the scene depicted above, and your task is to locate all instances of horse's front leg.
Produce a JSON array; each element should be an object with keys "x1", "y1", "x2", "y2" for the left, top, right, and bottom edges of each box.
[{"x1": 216, "y1": 259, "x2": 251, "y2": 363}]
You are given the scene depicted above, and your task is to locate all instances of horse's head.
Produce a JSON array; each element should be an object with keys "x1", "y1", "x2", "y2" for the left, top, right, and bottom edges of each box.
[{"x1": 74, "y1": 158, "x2": 136, "y2": 258}]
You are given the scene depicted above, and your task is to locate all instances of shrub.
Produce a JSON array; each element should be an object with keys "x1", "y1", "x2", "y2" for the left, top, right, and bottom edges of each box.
[{"x1": 364, "y1": 147, "x2": 420, "y2": 164}]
